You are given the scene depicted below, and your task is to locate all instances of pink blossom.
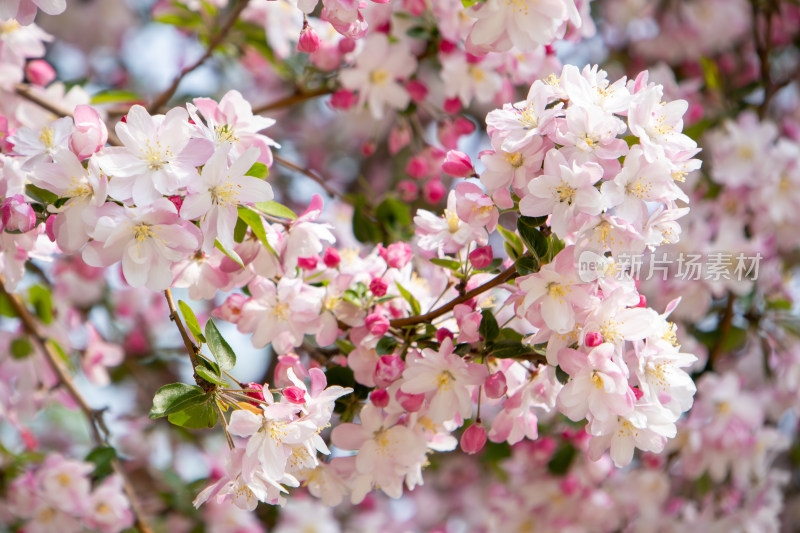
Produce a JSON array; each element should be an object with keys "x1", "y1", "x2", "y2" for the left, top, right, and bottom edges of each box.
[
  {"x1": 81, "y1": 325, "x2": 124, "y2": 386},
  {"x1": 454, "y1": 182, "x2": 498, "y2": 232},
  {"x1": 70, "y1": 105, "x2": 108, "y2": 159},
  {"x1": 81, "y1": 476, "x2": 134, "y2": 533},
  {"x1": 484, "y1": 371, "x2": 508, "y2": 399},
  {"x1": 374, "y1": 355, "x2": 404, "y2": 388},
  {"x1": 380, "y1": 242, "x2": 412, "y2": 268},
  {"x1": 1, "y1": 194, "x2": 36, "y2": 233},
  {"x1": 364, "y1": 312, "x2": 390, "y2": 336}
]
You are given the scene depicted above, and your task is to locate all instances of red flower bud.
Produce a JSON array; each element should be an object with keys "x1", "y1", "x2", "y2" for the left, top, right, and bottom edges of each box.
[{"x1": 460, "y1": 423, "x2": 487, "y2": 454}]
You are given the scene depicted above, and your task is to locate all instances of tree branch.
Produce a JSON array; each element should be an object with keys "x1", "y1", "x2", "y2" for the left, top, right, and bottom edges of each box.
[
  {"x1": 389, "y1": 264, "x2": 520, "y2": 328},
  {"x1": 252, "y1": 87, "x2": 334, "y2": 115},
  {"x1": 163, "y1": 288, "x2": 201, "y2": 368},
  {"x1": 148, "y1": 0, "x2": 251, "y2": 113},
  {"x1": 0, "y1": 276, "x2": 153, "y2": 533},
  {"x1": 273, "y1": 154, "x2": 345, "y2": 201}
]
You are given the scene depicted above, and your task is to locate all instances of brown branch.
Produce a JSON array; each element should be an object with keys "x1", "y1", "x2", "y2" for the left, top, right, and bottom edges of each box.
[
  {"x1": 707, "y1": 290, "x2": 736, "y2": 370},
  {"x1": 390, "y1": 264, "x2": 520, "y2": 328},
  {"x1": 273, "y1": 154, "x2": 344, "y2": 201},
  {"x1": 148, "y1": 0, "x2": 251, "y2": 113},
  {"x1": 0, "y1": 276, "x2": 153, "y2": 533},
  {"x1": 15, "y1": 83, "x2": 123, "y2": 146},
  {"x1": 163, "y1": 288, "x2": 201, "y2": 368},
  {"x1": 252, "y1": 87, "x2": 334, "y2": 115}
]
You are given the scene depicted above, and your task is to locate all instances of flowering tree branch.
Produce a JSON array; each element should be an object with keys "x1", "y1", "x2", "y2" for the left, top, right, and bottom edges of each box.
[
  {"x1": 0, "y1": 276, "x2": 154, "y2": 533},
  {"x1": 389, "y1": 263, "x2": 520, "y2": 328},
  {"x1": 163, "y1": 288, "x2": 201, "y2": 368},
  {"x1": 147, "y1": 0, "x2": 252, "y2": 113},
  {"x1": 273, "y1": 153, "x2": 345, "y2": 201}
]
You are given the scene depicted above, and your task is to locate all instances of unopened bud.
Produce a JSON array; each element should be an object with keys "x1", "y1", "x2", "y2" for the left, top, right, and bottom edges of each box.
[
  {"x1": 283, "y1": 386, "x2": 306, "y2": 404},
  {"x1": 460, "y1": 423, "x2": 487, "y2": 454},
  {"x1": 323, "y1": 247, "x2": 341, "y2": 268},
  {"x1": 369, "y1": 277, "x2": 388, "y2": 297},
  {"x1": 365, "y1": 313, "x2": 390, "y2": 336},
  {"x1": 585, "y1": 331, "x2": 603, "y2": 347},
  {"x1": 469, "y1": 246, "x2": 493, "y2": 269},
  {"x1": 297, "y1": 24, "x2": 320, "y2": 53},
  {"x1": 26, "y1": 59, "x2": 56, "y2": 86},
  {"x1": 442, "y1": 150, "x2": 474, "y2": 177},
  {"x1": 370, "y1": 388, "x2": 390, "y2": 408},
  {"x1": 484, "y1": 371, "x2": 507, "y2": 399}
]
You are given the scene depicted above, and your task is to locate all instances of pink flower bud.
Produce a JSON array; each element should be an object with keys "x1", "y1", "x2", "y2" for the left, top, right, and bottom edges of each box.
[
  {"x1": 44, "y1": 214, "x2": 56, "y2": 241},
  {"x1": 381, "y1": 242, "x2": 412, "y2": 269},
  {"x1": 442, "y1": 150, "x2": 474, "y2": 177},
  {"x1": 635, "y1": 295, "x2": 647, "y2": 308},
  {"x1": 1, "y1": 195, "x2": 36, "y2": 233},
  {"x1": 631, "y1": 386, "x2": 644, "y2": 400},
  {"x1": 403, "y1": 0, "x2": 427, "y2": 16},
  {"x1": 422, "y1": 179, "x2": 446, "y2": 204},
  {"x1": 298, "y1": 24, "x2": 321, "y2": 53},
  {"x1": 338, "y1": 38, "x2": 356, "y2": 53},
  {"x1": 323, "y1": 247, "x2": 341, "y2": 268},
  {"x1": 585, "y1": 331, "x2": 603, "y2": 347},
  {"x1": 297, "y1": 255, "x2": 319, "y2": 270},
  {"x1": 330, "y1": 89, "x2": 357, "y2": 110},
  {"x1": 439, "y1": 40, "x2": 456, "y2": 54},
  {"x1": 370, "y1": 388, "x2": 390, "y2": 408},
  {"x1": 396, "y1": 389, "x2": 425, "y2": 412},
  {"x1": 405, "y1": 80, "x2": 428, "y2": 103},
  {"x1": 460, "y1": 423, "x2": 487, "y2": 454},
  {"x1": 365, "y1": 313, "x2": 390, "y2": 336},
  {"x1": 443, "y1": 97, "x2": 461, "y2": 114},
  {"x1": 469, "y1": 245, "x2": 493, "y2": 269},
  {"x1": 369, "y1": 277, "x2": 388, "y2": 297},
  {"x1": 167, "y1": 195, "x2": 183, "y2": 211},
  {"x1": 25, "y1": 59, "x2": 56, "y2": 86},
  {"x1": 283, "y1": 386, "x2": 306, "y2": 404},
  {"x1": 244, "y1": 382, "x2": 266, "y2": 403},
  {"x1": 454, "y1": 116, "x2": 476, "y2": 135},
  {"x1": 436, "y1": 328, "x2": 454, "y2": 343},
  {"x1": 361, "y1": 141, "x2": 375, "y2": 156},
  {"x1": 70, "y1": 105, "x2": 108, "y2": 159},
  {"x1": 389, "y1": 125, "x2": 411, "y2": 155},
  {"x1": 484, "y1": 371, "x2": 507, "y2": 399},
  {"x1": 397, "y1": 180, "x2": 419, "y2": 202},
  {"x1": 374, "y1": 354, "x2": 405, "y2": 388},
  {"x1": 213, "y1": 293, "x2": 248, "y2": 323},
  {"x1": 583, "y1": 331, "x2": 603, "y2": 348},
  {"x1": 405, "y1": 156, "x2": 430, "y2": 180}
]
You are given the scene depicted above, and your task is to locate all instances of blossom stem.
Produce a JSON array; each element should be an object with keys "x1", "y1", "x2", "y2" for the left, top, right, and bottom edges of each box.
[
  {"x1": 0, "y1": 276, "x2": 154, "y2": 533},
  {"x1": 147, "y1": 0, "x2": 252, "y2": 113},
  {"x1": 390, "y1": 263, "x2": 520, "y2": 328}
]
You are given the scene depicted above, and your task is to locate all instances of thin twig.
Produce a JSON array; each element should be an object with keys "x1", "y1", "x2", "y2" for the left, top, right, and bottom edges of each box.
[
  {"x1": 148, "y1": 0, "x2": 251, "y2": 113},
  {"x1": 389, "y1": 264, "x2": 520, "y2": 328},
  {"x1": 252, "y1": 87, "x2": 334, "y2": 114},
  {"x1": 273, "y1": 154, "x2": 344, "y2": 200},
  {"x1": 15, "y1": 83, "x2": 123, "y2": 146},
  {"x1": 0, "y1": 276, "x2": 153, "y2": 533},
  {"x1": 706, "y1": 291, "x2": 736, "y2": 371}
]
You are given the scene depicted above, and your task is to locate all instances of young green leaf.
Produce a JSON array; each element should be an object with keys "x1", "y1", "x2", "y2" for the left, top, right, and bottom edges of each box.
[
  {"x1": 237, "y1": 207, "x2": 276, "y2": 255},
  {"x1": 246, "y1": 161, "x2": 270, "y2": 179},
  {"x1": 215, "y1": 239, "x2": 245, "y2": 269},
  {"x1": 167, "y1": 401, "x2": 218, "y2": 429},
  {"x1": 254, "y1": 200, "x2": 297, "y2": 220},
  {"x1": 178, "y1": 300, "x2": 206, "y2": 344},
  {"x1": 195, "y1": 365, "x2": 227, "y2": 387},
  {"x1": 149, "y1": 383, "x2": 207, "y2": 419},
  {"x1": 479, "y1": 309, "x2": 500, "y2": 343},
  {"x1": 396, "y1": 282, "x2": 421, "y2": 316},
  {"x1": 204, "y1": 319, "x2": 236, "y2": 371}
]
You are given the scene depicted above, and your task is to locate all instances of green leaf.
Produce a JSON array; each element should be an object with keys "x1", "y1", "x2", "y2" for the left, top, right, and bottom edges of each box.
[
  {"x1": 168, "y1": 401, "x2": 218, "y2": 429},
  {"x1": 0, "y1": 292, "x2": 15, "y2": 317},
  {"x1": 233, "y1": 215, "x2": 247, "y2": 243},
  {"x1": 245, "y1": 162, "x2": 269, "y2": 179},
  {"x1": 406, "y1": 26, "x2": 429, "y2": 39},
  {"x1": 515, "y1": 255, "x2": 538, "y2": 276},
  {"x1": 149, "y1": 383, "x2": 206, "y2": 419},
  {"x1": 25, "y1": 183, "x2": 58, "y2": 205},
  {"x1": 547, "y1": 443, "x2": 576, "y2": 475},
  {"x1": 376, "y1": 336, "x2": 398, "y2": 355},
  {"x1": 28, "y1": 285, "x2": 52, "y2": 324},
  {"x1": 85, "y1": 446, "x2": 116, "y2": 480},
  {"x1": 195, "y1": 365, "x2": 227, "y2": 387},
  {"x1": 517, "y1": 216, "x2": 548, "y2": 262},
  {"x1": 497, "y1": 225, "x2": 523, "y2": 260},
  {"x1": 215, "y1": 239, "x2": 245, "y2": 269},
  {"x1": 430, "y1": 258, "x2": 461, "y2": 271},
  {"x1": 178, "y1": 300, "x2": 206, "y2": 344},
  {"x1": 90, "y1": 89, "x2": 142, "y2": 105},
  {"x1": 352, "y1": 201, "x2": 382, "y2": 243},
  {"x1": 376, "y1": 197, "x2": 412, "y2": 232},
  {"x1": 237, "y1": 207, "x2": 276, "y2": 255},
  {"x1": 555, "y1": 366, "x2": 570, "y2": 385},
  {"x1": 204, "y1": 319, "x2": 236, "y2": 371},
  {"x1": 396, "y1": 282, "x2": 421, "y2": 316},
  {"x1": 479, "y1": 309, "x2": 499, "y2": 343},
  {"x1": 335, "y1": 339, "x2": 355, "y2": 355},
  {"x1": 10, "y1": 337, "x2": 32, "y2": 359},
  {"x1": 490, "y1": 340, "x2": 539, "y2": 359},
  {"x1": 254, "y1": 201, "x2": 297, "y2": 220}
]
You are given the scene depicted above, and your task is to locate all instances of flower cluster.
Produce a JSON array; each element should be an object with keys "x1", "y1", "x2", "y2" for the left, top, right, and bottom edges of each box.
[{"x1": 1, "y1": 454, "x2": 133, "y2": 533}]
